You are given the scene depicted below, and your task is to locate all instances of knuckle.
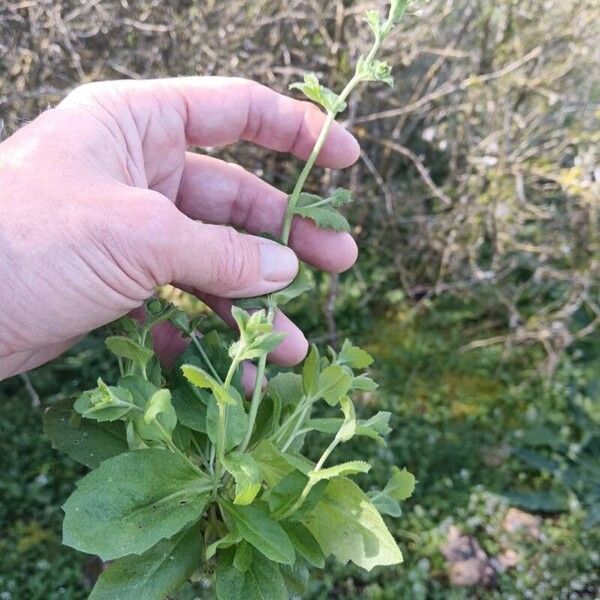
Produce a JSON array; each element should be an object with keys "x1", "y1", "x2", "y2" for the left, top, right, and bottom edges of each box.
[{"x1": 212, "y1": 227, "x2": 257, "y2": 294}]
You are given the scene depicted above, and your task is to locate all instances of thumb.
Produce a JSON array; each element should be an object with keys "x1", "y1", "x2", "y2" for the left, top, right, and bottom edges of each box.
[{"x1": 164, "y1": 217, "x2": 299, "y2": 298}]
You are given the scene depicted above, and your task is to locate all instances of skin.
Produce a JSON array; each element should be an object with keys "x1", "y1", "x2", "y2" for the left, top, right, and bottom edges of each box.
[{"x1": 0, "y1": 77, "x2": 359, "y2": 382}]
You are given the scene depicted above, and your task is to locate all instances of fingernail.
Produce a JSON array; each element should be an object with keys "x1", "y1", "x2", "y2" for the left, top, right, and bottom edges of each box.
[{"x1": 260, "y1": 242, "x2": 298, "y2": 282}]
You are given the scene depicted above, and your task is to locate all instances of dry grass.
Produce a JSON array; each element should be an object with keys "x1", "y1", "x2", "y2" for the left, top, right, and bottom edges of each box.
[{"x1": 1, "y1": 0, "x2": 598, "y2": 372}]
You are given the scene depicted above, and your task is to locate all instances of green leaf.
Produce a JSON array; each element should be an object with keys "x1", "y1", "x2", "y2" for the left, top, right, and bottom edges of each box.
[
  {"x1": 144, "y1": 389, "x2": 173, "y2": 423},
  {"x1": 503, "y1": 490, "x2": 569, "y2": 513},
  {"x1": 233, "y1": 540, "x2": 253, "y2": 573},
  {"x1": 302, "y1": 345, "x2": 320, "y2": 396},
  {"x1": 219, "y1": 500, "x2": 295, "y2": 565},
  {"x1": 365, "y1": 9, "x2": 382, "y2": 36},
  {"x1": 293, "y1": 193, "x2": 351, "y2": 232},
  {"x1": 368, "y1": 467, "x2": 415, "y2": 517},
  {"x1": 281, "y1": 562, "x2": 310, "y2": 598},
  {"x1": 336, "y1": 396, "x2": 357, "y2": 442},
  {"x1": 216, "y1": 547, "x2": 288, "y2": 600},
  {"x1": 357, "y1": 57, "x2": 394, "y2": 87},
  {"x1": 132, "y1": 388, "x2": 178, "y2": 444},
  {"x1": 351, "y1": 375, "x2": 379, "y2": 391},
  {"x1": 223, "y1": 451, "x2": 262, "y2": 505},
  {"x1": 89, "y1": 528, "x2": 201, "y2": 600},
  {"x1": 105, "y1": 336, "x2": 153, "y2": 366},
  {"x1": 268, "y1": 373, "x2": 304, "y2": 409},
  {"x1": 303, "y1": 477, "x2": 403, "y2": 570},
  {"x1": 338, "y1": 340, "x2": 374, "y2": 369},
  {"x1": 171, "y1": 385, "x2": 207, "y2": 432},
  {"x1": 272, "y1": 263, "x2": 312, "y2": 306},
  {"x1": 252, "y1": 440, "x2": 294, "y2": 486},
  {"x1": 235, "y1": 264, "x2": 312, "y2": 310},
  {"x1": 230, "y1": 307, "x2": 286, "y2": 360},
  {"x1": 384, "y1": 466, "x2": 416, "y2": 501},
  {"x1": 263, "y1": 373, "x2": 304, "y2": 437},
  {"x1": 268, "y1": 470, "x2": 308, "y2": 518},
  {"x1": 282, "y1": 522, "x2": 324, "y2": 568},
  {"x1": 63, "y1": 449, "x2": 211, "y2": 560},
  {"x1": 318, "y1": 365, "x2": 352, "y2": 406},
  {"x1": 178, "y1": 331, "x2": 241, "y2": 387},
  {"x1": 357, "y1": 411, "x2": 392, "y2": 441},
  {"x1": 289, "y1": 73, "x2": 346, "y2": 113},
  {"x1": 182, "y1": 364, "x2": 237, "y2": 406},
  {"x1": 43, "y1": 399, "x2": 128, "y2": 469},
  {"x1": 119, "y1": 375, "x2": 159, "y2": 408},
  {"x1": 389, "y1": 0, "x2": 411, "y2": 24},
  {"x1": 74, "y1": 379, "x2": 139, "y2": 422},
  {"x1": 369, "y1": 493, "x2": 402, "y2": 518},
  {"x1": 206, "y1": 532, "x2": 242, "y2": 561},
  {"x1": 310, "y1": 460, "x2": 371, "y2": 483},
  {"x1": 207, "y1": 396, "x2": 248, "y2": 453}
]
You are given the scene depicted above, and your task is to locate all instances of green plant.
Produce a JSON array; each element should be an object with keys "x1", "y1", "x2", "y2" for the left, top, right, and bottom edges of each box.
[
  {"x1": 506, "y1": 365, "x2": 600, "y2": 527},
  {"x1": 42, "y1": 2, "x2": 416, "y2": 598}
]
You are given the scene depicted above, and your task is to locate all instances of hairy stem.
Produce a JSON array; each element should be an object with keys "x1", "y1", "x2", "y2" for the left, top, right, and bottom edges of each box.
[{"x1": 239, "y1": 306, "x2": 275, "y2": 452}]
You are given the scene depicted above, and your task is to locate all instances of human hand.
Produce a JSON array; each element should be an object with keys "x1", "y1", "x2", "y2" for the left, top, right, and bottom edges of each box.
[{"x1": 0, "y1": 77, "x2": 359, "y2": 381}]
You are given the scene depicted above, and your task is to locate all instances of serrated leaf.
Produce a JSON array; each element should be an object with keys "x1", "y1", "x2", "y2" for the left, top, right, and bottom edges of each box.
[
  {"x1": 365, "y1": 9, "x2": 382, "y2": 35},
  {"x1": 182, "y1": 364, "x2": 236, "y2": 406},
  {"x1": 88, "y1": 528, "x2": 201, "y2": 600},
  {"x1": 282, "y1": 522, "x2": 324, "y2": 568},
  {"x1": 223, "y1": 451, "x2": 262, "y2": 505},
  {"x1": 310, "y1": 460, "x2": 371, "y2": 483},
  {"x1": 289, "y1": 73, "x2": 346, "y2": 113},
  {"x1": 385, "y1": 467, "x2": 416, "y2": 501},
  {"x1": 338, "y1": 340, "x2": 374, "y2": 369},
  {"x1": 318, "y1": 365, "x2": 352, "y2": 406},
  {"x1": 105, "y1": 336, "x2": 153, "y2": 366},
  {"x1": 294, "y1": 202, "x2": 351, "y2": 232},
  {"x1": 351, "y1": 375, "x2": 379, "y2": 391},
  {"x1": 302, "y1": 345, "x2": 320, "y2": 396},
  {"x1": 368, "y1": 466, "x2": 415, "y2": 517},
  {"x1": 63, "y1": 449, "x2": 211, "y2": 560},
  {"x1": 219, "y1": 500, "x2": 295, "y2": 565},
  {"x1": 302, "y1": 477, "x2": 403, "y2": 570},
  {"x1": 358, "y1": 58, "x2": 394, "y2": 87},
  {"x1": 43, "y1": 399, "x2": 128, "y2": 469},
  {"x1": 216, "y1": 547, "x2": 288, "y2": 600},
  {"x1": 327, "y1": 188, "x2": 353, "y2": 207}
]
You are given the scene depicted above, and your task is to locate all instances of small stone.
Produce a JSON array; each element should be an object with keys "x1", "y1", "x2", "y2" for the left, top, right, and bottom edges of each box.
[{"x1": 503, "y1": 507, "x2": 542, "y2": 539}]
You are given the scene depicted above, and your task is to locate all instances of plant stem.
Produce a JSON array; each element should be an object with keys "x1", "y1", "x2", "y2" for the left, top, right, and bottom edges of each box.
[
  {"x1": 191, "y1": 332, "x2": 222, "y2": 383},
  {"x1": 212, "y1": 352, "x2": 242, "y2": 496},
  {"x1": 238, "y1": 306, "x2": 275, "y2": 452},
  {"x1": 280, "y1": 71, "x2": 365, "y2": 245}
]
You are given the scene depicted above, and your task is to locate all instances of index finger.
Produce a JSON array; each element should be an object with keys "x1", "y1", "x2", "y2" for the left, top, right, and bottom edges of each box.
[{"x1": 64, "y1": 77, "x2": 360, "y2": 169}]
